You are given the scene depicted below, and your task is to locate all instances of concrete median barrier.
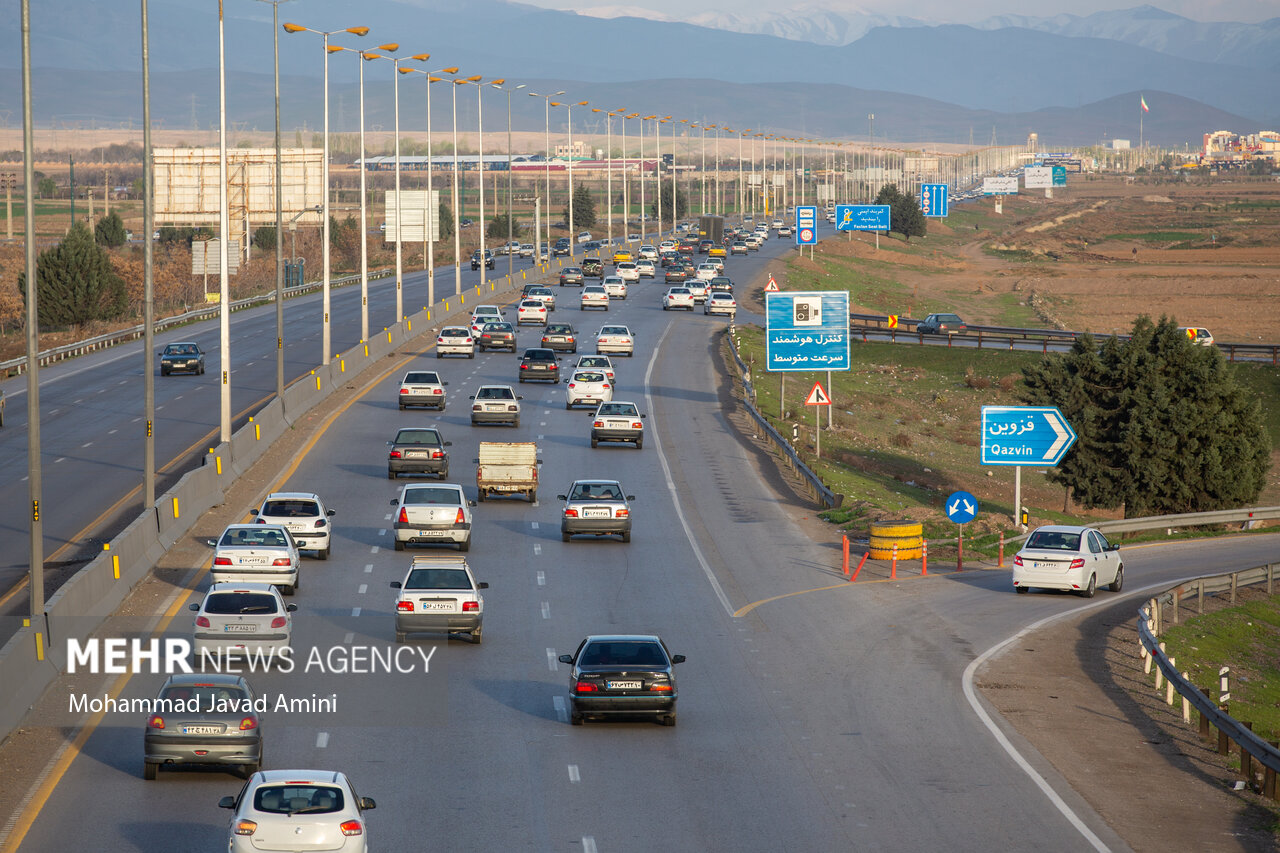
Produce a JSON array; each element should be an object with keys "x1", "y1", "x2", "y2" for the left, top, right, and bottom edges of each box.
[{"x1": 0, "y1": 627, "x2": 61, "y2": 741}]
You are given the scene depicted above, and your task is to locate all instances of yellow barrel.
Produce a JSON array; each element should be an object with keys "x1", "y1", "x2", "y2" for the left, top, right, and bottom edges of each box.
[{"x1": 868, "y1": 520, "x2": 924, "y2": 560}]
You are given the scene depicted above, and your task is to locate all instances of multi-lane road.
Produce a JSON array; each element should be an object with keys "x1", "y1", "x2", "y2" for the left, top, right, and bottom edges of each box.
[{"x1": 7, "y1": 225, "x2": 1280, "y2": 851}]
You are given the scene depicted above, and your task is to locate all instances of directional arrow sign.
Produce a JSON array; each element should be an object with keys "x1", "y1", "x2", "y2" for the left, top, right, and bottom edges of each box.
[
  {"x1": 804, "y1": 381, "x2": 831, "y2": 406},
  {"x1": 945, "y1": 490, "x2": 978, "y2": 525},
  {"x1": 980, "y1": 406, "x2": 1078, "y2": 467}
]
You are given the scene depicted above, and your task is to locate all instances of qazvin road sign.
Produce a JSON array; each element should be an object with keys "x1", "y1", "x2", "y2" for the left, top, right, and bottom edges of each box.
[{"x1": 981, "y1": 406, "x2": 1077, "y2": 466}]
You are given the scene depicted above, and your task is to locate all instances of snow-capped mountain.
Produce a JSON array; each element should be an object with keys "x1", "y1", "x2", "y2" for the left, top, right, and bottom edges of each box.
[{"x1": 572, "y1": 3, "x2": 926, "y2": 45}]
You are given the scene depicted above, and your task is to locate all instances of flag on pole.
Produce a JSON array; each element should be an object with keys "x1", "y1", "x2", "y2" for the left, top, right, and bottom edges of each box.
[{"x1": 1140, "y1": 95, "x2": 1149, "y2": 113}]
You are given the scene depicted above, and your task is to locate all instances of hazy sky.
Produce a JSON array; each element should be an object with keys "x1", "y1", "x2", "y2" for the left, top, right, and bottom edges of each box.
[{"x1": 535, "y1": 0, "x2": 1280, "y2": 23}]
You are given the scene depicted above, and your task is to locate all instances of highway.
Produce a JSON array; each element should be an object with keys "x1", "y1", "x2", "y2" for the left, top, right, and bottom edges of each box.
[{"x1": 9, "y1": 226, "x2": 1280, "y2": 851}]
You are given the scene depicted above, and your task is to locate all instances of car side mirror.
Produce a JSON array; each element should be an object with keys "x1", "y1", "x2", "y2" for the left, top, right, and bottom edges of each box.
[
  {"x1": 672, "y1": 654, "x2": 686, "y2": 664},
  {"x1": 360, "y1": 798, "x2": 377, "y2": 811},
  {"x1": 390, "y1": 581, "x2": 402, "y2": 589},
  {"x1": 206, "y1": 539, "x2": 217, "y2": 547},
  {"x1": 626, "y1": 495, "x2": 636, "y2": 501},
  {"x1": 558, "y1": 654, "x2": 574, "y2": 664},
  {"x1": 444, "y1": 441, "x2": 453, "y2": 447},
  {"x1": 189, "y1": 602, "x2": 200, "y2": 612},
  {"x1": 640, "y1": 414, "x2": 647, "y2": 419},
  {"x1": 443, "y1": 381, "x2": 450, "y2": 386},
  {"x1": 469, "y1": 395, "x2": 476, "y2": 400},
  {"x1": 516, "y1": 395, "x2": 524, "y2": 400},
  {"x1": 389, "y1": 498, "x2": 398, "y2": 506},
  {"x1": 386, "y1": 441, "x2": 394, "y2": 446},
  {"x1": 473, "y1": 458, "x2": 480, "y2": 464},
  {"x1": 556, "y1": 495, "x2": 567, "y2": 501},
  {"x1": 327, "y1": 509, "x2": 336, "y2": 517},
  {"x1": 468, "y1": 500, "x2": 477, "y2": 507},
  {"x1": 218, "y1": 796, "x2": 237, "y2": 810},
  {"x1": 249, "y1": 509, "x2": 259, "y2": 516},
  {"x1": 477, "y1": 582, "x2": 489, "y2": 589},
  {"x1": 286, "y1": 603, "x2": 298, "y2": 612}
]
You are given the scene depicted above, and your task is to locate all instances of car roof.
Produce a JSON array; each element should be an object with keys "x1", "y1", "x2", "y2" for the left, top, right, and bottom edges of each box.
[
  {"x1": 163, "y1": 672, "x2": 247, "y2": 687},
  {"x1": 477, "y1": 384, "x2": 515, "y2": 391},
  {"x1": 1029, "y1": 524, "x2": 1097, "y2": 535},
  {"x1": 223, "y1": 522, "x2": 289, "y2": 533},
  {"x1": 581, "y1": 633, "x2": 663, "y2": 644},
  {"x1": 252, "y1": 769, "x2": 346, "y2": 785},
  {"x1": 207, "y1": 581, "x2": 278, "y2": 594},
  {"x1": 570, "y1": 478, "x2": 623, "y2": 487},
  {"x1": 261, "y1": 492, "x2": 321, "y2": 502},
  {"x1": 403, "y1": 482, "x2": 463, "y2": 493}
]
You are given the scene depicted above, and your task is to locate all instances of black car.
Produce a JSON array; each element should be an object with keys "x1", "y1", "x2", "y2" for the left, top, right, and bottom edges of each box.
[
  {"x1": 917, "y1": 313, "x2": 966, "y2": 335},
  {"x1": 159, "y1": 342, "x2": 205, "y2": 376},
  {"x1": 143, "y1": 673, "x2": 262, "y2": 779},
  {"x1": 476, "y1": 322, "x2": 517, "y2": 353},
  {"x1": 581, "y1": 258, "x2": 604, "y2": 279},
  {"x1": 387, "y1": 427, "x2": 451, "y2": 479},
  {"x1": 559, "y1": 267, "x2": 584, "y2": 287},
  {"x1": 708, "y1": 276, "x2": 734, "y2": 294},
  {"x1": 541, "y1": 323, "x2": 578, "y2": 353},
  {"x1": 664, "y1": 265, "x2": 689, "y2": 283},
  {"x1": 470, "y1": 249, "x2": 495, "y2": 271},
  {"x1": 558, "y1": 634, "x2": 684, "y2": 726},
  {"x1": 553, "y1": 238, "x2": 572, "y2": 256},
  {"x1": 517, "y1": 348, "x2": 560, "y2": 383}
]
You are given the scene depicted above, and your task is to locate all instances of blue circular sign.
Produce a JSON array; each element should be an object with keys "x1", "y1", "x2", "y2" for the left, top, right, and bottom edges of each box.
[{"x1": 945, "y1": 491, "x2": 978, "y2": 525}]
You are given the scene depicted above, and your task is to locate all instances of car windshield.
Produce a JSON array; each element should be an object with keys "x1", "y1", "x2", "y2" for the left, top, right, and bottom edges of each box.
[
  {"x1": 402, "y1": 487, "x2": 462, "y2": 506},
  {"x1": 571, "y1": 482, "x2": 623, "y2": 501},
  {"x1": 220, "y1": 528, "x2": 289, "y2": 547},
  {"x1": 521, "y1": 301, "x2": 543, "y2": 309},
  {"x1": 579, "y1": 357, "x2": 608, "y2": 367},
  {"x1": 260, "y1": 500, "x2": 320, "y2": 518},
  {"x1": 564, "y1": 268, "x2": 581, "y2": 274},
  {"x1": 597, "y1": 403, "x2": 637, "y2": 416},
  {"x1": 476, "y1": 387, "x2": 514, "y2": 400},
  {"x1": 546, "y1": 324, "x2": 572, "y2": 334},
  {"x1": 204, "y1": 592, "x2": 279, "y2": 615},
  {"x1": 584, "y1": 287, "x2": 605, "y2": 294},
  {"x1": 1026, "y1": 531, "x2": 1082, "y2": 551},
  {"x1": 523, "y1": 351, "x2": 554, "y2": 361},
  {"x1": 669, "y1": 288, "x2": 690, "y2": 295},
  {"x1": 482, "y1": 324, "x2": 511, "y2": 333},
  {"x1": 579, "y1": 641, "x2": 666, "y2": 667},
  {"x1": 165, "y1": 345, "x2": 198, "y2": 355},
  {"x1": 405, "y1": 568, "x2": 472, "y2": 590},
  {"x1": 159, "y1": 683, "x2": 251, "y2": 708},
  {"x1": 937, "y1": 314, "x2": 962, "y2": 323},
  {"x1": 601, "y1": 327, "x2": 628, "y2": 335},
  {"x1": 403, "y1": 372, "x2": 440, "y2": 384},
  {"x1": 253, "y1": 785, "x2": 345, "y2": 816},
  {"x1": 574, "y1": 372, "x2": 605, "y2": 383}
]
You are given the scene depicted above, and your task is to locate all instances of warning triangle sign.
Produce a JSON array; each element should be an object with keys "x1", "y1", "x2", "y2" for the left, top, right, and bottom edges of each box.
[
  {"x1": 804, "y1": 382, "x2": 831, "y2": 406},
  {"x1": 764, "y1": 274, "x2": 779, "y2": 292}
]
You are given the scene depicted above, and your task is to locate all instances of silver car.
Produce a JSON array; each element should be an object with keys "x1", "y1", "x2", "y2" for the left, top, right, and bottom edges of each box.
[
  {"x1": 590, "y1": 401, "x2": 645, "y2": 449},
  {"x1": 565, "y1": 370, "x2": 614, "y2": 410},
  {"x1": 470, "y1": 384, "x2": 522, "y2": 427},
  {"x1": 390, "y1": 555, "x2": 487, "y2": 643},
  {"x1": 250, "y1": 492, "x2": 335, "y2": 560},
  {"x1": 218, "y1": 770, "x2": 376, "y2": 853},
  {"x1": 189, "y1": 582, "x2": 295, "y2": 662},
  {"x1": 436, "y1": 326, "x2": 475, "y2": 359},
  {"x1": 397, "y1": 370, "x2": 448, "y2": 410},
  {"x1": 559, "y1": 479, "x2": 635, "y2": 543},
  {"x1": 391, "y1": 483, "x2": 475, "y2": 552},
  {"x1": 143, "y1": 673, "x2": 262, "y2": 780},
  {"x1": 209, "y1": 524, "x2": 300, "y2": 595}
]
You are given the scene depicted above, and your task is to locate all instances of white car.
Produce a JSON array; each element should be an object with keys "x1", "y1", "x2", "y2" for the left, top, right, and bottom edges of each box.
[
  {"x1": 704, "y1": 291, "x2": 737, "y2": 317},
  {"x1": 390, "y1": 555, "x2": 487, "y2": 644},
  {"x1": 209, "y1": 524, "x2": 300, "y2": 595},
  {"x1": 771, "y1": 219, "x2": 784, "y2": 229},
  {"x1": 191, "y1": 582, "x2": 295, "y2": 662},
  {"x1": 524, "y1": 285, "x2": 556, "y2": 311},
  {"x1": 602, "y1": 276, "x2": 628, "y2": 299},
  {"x1": 685, "y1": 279, "x2": 708, "y2": 303},
  {"x1": 730, "y1": 240, "x2": 749, "y2": 255},
  {"x1": 662, "y1": 287, "x2": 695, "y2": 311},
  {"x1": 636, "y1": 260, "x2": 656, "y2": 278},
  {"x1": 590, "y1": 401, "x2": 645, "y2": 449},
  {"x1": 580, "y1": 285, "x2": 609, "y2": 311},
  {"x1": 516, "y1": 299, "x2": 548, "y2": 326},
  {"x1": 436, "y1": 326, "x2": 475, "y2": 359},
  {"x1": 518, "y1": 243, "x2": 535, "y2": 258},
  {"x1": 391, "y1": 483, "x2": 476, "y2": 552},
  {"x1": 595, "y1": 325, "x2": 634, "y2": 357},
  {"x1": 575, "y1": 354, "x2": 616, "y2": 384},
  {"x1": 1012, "y1": 525, "x2": 1124, "y2": 597},
  {"x1": 777, "y1": 225, "x2": 793, "y2": 236},
  {"x1": 744, "y1": 235, "x2": 762, "y2": 250},
  {"x1": 397, "y1": 370, "x2": 448, "y2": 411},
  {"x1": 250, "y1": 492, "x2": 336, "y2": 560},
  {"x1": 469, "y1": 305, "x2": 503, "y2": 336},
  {"x1": 638, "y1": 245, "x2": 658, "y2": 260},
  {"x1": 469, "y1": 384, "x2": 522, "y2": 427},
  {"x1": 616, "y1": 262, "x2": 640, "y2": 282},
  {"x1": 218, "y1": 769, "x2": 375, "y2": 853},
  {"x1": 659, "y1": 240, "x2": 676, "y2": 252},
  {"x1": 565, "y1": 369, "x2": 614, "y2": 409},
  {"x1": 695, "y1": 263, "x2": 719, "y2": 283}
]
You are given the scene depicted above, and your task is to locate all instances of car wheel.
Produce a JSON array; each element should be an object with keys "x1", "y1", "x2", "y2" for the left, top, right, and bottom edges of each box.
[
  {"x1": 1109, "y1": 565, "x2": 1124, "y2": 592},
  {"x1": 513, "y1": 417, "x2": 520, "y2": 428},
  {"x1": 199, "y1": 365, "x2": 205, "y2": 375},
  {"x1": 562, "y1": 531, "x2": 571, "y2": 543},
  {"x1": 570, "y1": 711, "x2": 584, "y2": 726},
  {"x1": 458, "y1": 538, "x2": 470, "y2": 553},
  {"x1": 395, "y1": 631, "x2": 406, "y2": 644},
  {"x1": 435, "y1": 352, "x2": 442, "y2": 359},
  {"x1": 281, "y1": 584, "x2": 294, "y2": 597},
  {"x1": 590, "y1": 437, "x2": 598, "y2": 448},
  {"x1": 439, "y1": 466, "x2": 449, "y2": 480},
  {"x1": 621, "y1": 531, "x2": 631, "y2": 543},
  {"x1": 239, "y1": 761, "x2": 260, "y2": 780},
  {"x1": 394, "y1": 539, "x2": 405, "y2": 551},
  {"x1": 470, "y1": 624, "x2": 483, "y2": 644},
  {"x1": 529, "y1": 489, "x2": 537, "y2": 502},
  {"x1": 1080, "y1": 574, "x2": 1096, "y2": 598},
  {"x1": 399, "y1": 403, "x2": 406, "y2": 411},
  {"x1": 468, "y1": 351, "x2": 474, "y2": 359},
  {"x1": 477, "y1": 490, "x2": 486, "y2": 502},
  {"x1": 663, "y1": 305, "x2": 668, "y2": 311},
  {"x1": 143, "y1": 762, "x2": 157, "y2": 781},
  {"x1": 565, "y1": 401, "x2": 572, "y2": 410},
  {"x1": 1014, "y1": 585, "x2": 1029, "y2": 594},
  {"x1": 634, "y1": 437, "x2": 643, "y2": 450},
  {"x1": 659, "y1": 713, "x2": 676, "y2": 727},
  {"x1": 160, "y1": 368, "x2": 169, "y2": 376},
  {"x1": 319, "y1": 545, "x2": 330, "y2": 561}
]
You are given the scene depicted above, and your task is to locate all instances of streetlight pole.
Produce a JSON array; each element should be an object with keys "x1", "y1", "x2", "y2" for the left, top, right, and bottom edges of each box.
[
  {"x1": 450, "y1": 74, "x2": 480, "y2": 295},
  {"x1": 497, "y1": 82, "x2": 525, "y2": 278},
  {"x1": 218, "y1": 3, "x2": 231, "y2": 436},
  {"x1": 655, "y1": 116, "x2": 663, "y2": 238},
  {"x1": 566, "y1": 99, "x2": 587, "y2": 259},
  {"x1": 527, "y1": 91, "x2": 564, "y2": 259},
  {"x1": 639, "y1": 116, "x2": 651, "y2": 243},
  {"x1": 257, "y1": 0, "x2": 291, "y2": 400},
  {"x1": 142, "y1": 0, "x2": 156, "y2": 510},
  {"x1": 284, "y1": 22, "x2": 369, "y2": 364},
  {"x1": 458, "y1": 76, "x2": 500, "y2": 292},
  {"x1": 403, "y1": 65, "x2": 457, "y2": 308}
]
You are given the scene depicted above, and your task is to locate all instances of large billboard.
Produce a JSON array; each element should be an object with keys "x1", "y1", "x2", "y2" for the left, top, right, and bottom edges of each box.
[
  {"x1": 983, "y1": 176, "x2": 1019, "y2": 195},
  {"x1": 1024, "y1": 166, "x2": 1053, "y2": 189},
  {"x1": 384, "y1": 190, "x2": 441, "y2": 243}
]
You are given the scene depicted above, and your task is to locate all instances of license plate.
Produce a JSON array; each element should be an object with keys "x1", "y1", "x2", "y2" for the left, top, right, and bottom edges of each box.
[
  {"x1": 583, "y1": 508, "x2": 610, "y2": 518},
  {"x1": 486, "y1": 404, "x2": 505, "y2": 411},
  {"x1": 1034, "y1": 561, "x2": 1062, "y2": 570},
  {"x1": 607, "y1": 680, "x2": 641, "y2": 690},
  {"x1": 237, "y1": 557, "x2": 268, "y2": 565},
  {"x1": 182, "y1": 725, "x2": 222, "y2": 734},
  {"x1": 420, "y1": 530, "x2": 449, "y2": 537},
  {"x1": 605, "y1": 420, "x2": 629, "y2": 428},
  {"x1": 223, "y1": 624, "x2": 256, "y2": 633},
  {"x1": 418, "y1": 600, "x2": 455, "y2": 611}
]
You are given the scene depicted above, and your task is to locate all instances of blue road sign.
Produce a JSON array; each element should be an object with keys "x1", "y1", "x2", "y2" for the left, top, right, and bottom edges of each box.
[
  {"x1": 945, "y1": 490, "x2": 978, "y2": 525},
  {"x1": 920, "y1": 183, "x2": 948, "y2": 218},
  {"x1": 796, "y1": 206, "x2": 818, "y2": 245},
  {"x1": 835, "y1": 204, "x2": 890, "y2": 231},
  {"x1": 981, "y1": 406, "x2": 1078, "y2": 467},
  {"x1": 1052, "y1": 165, "x2": 1067, "y2": 187},
  {"x1": 765, "y1": 291, "x2": 850, "y2": 372}
]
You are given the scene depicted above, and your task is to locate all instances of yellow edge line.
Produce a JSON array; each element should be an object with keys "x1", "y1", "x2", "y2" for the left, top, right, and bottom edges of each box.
[{"x1": 1, "y1": 341, "x2": 436, "y2": 852}]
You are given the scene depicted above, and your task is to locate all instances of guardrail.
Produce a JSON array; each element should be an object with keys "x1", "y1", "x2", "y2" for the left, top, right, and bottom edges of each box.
[
  {"x1": 0, "y1": 267, "x2": 394, "y2": 378},
  {"x1": 726, "y1": 325, "x2": 842, "y2": 510},
  {"x1": 1136, "y1": 574, "x2": 1280, "y2": 799},
  {"x1": 996, "y1": 506, "x2": 1280, "y2": 549}
]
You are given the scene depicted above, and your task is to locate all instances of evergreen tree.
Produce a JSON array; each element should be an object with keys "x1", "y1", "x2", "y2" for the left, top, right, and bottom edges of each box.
[
  {"x1": 874, "y1": 183, "x2": 927, "y2": 241},
  {"x1": 253, "y1": 225, "x2": 277, "y2": 250},
  {"x1": 1020, "y1": 316, "x2": 1270, "y2": 516},
  {"x1": 18, "y1": 222, "x2": 128, "y2": 327},
  {"x1": 650, "y1": 179, "x2": 689, "y2": 222},
  {"x1": 94, "y1": 211, "x2": 127, "y2": 247},
  {"x1": 563, "y1": 185, "x2": 596, "y2": 230},
  {"x1": 437, "y1": 201, "x2": 454, "y2": 241},
  {"x1": 487, "y1": 214, "x2": 522, "y2": 241}
]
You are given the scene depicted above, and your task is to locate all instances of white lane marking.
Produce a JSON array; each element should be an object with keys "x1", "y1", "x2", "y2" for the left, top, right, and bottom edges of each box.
[
  {"x1": 541, "y1": 601, "x2": 551, "y2": 619},
  {"x1": 55, "y1": 458, "x2": 65, "y2": 464},
  {"x1": 378, "y1": 529, "x2": 387, "y2": 536},
  {"x1": 547, "y1": 649, "x2": 559, "y2": 671},
  {"x1": 536, "y1": 571, "x2": 546, "y2": 586},
  {"x1": 74, "y1": 399, "x2": 83, "y2": 405},
  {"x1": 537, "y1": 434, "x2": 544, "y2": 439},
  {"x1": 582, "y1": 837, "x2": 597, "y2": 853},
  {"x1": 132, "y1": 417, "x2": 141, "y2": 422},
  {"x1": 384, "y1": 513, "x2": 393, "y2": 521},
  {"x1": 351, "y1": 607, "x2": 362, "y2": 617},
  {"x1": 568, "y1": 765, "x2": 581, "y2": 783},
  {"x1": 357, "y1": 584, "x2": 368, "y2": 594},
  {"x1": 108, "y1": 429, "x2": 117, "y2": 435},
  {"x1": 531, "y1": 521, "x2": 539, "y2": 530},
  {"x1": 174, "y1": 395, "x2": 183, "y2": 401},
  {"x1": 49, "y1": 409, "x2": 59, "y2": 415},
  {"x1": 364, "y1": 564, "x2": 373, "y2": 573},
  {"x1": 643, "y1": 321, "x2": 735, "y2": 617},
  {"x1": 118, "y1": 380, "x2": 128, "y2": 386},
  {"x1": 81, "y1": 442, "x2": 92, "y2": 448},
  {"x1": 316, "y1": 732, "x2": 329, "y2": 748},
  {"x1": 371, "y1": 546, "x2": 380, "y2": 554},
  {"x1": 552, "y1": 696, "x2": 567, "y2": 723},
  {"x1": 533, "y1": 543, "x2": 542, "y2": 556},
  {"x1": 343, "y1": 632, "x2": 354, "y2": 644}
]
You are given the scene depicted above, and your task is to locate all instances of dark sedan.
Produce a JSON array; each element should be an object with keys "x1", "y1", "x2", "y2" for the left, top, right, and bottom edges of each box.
[
  {"x1": 387, "y1": 427, "x2": 451, "y2": 479},
  {"x1": 560, "y1": 267, "x2": 584, "y2": 287},
  {"x1": 558, "y1": 634, "x2": 684, "y2": 726},
  {"x1": 917, "y1": 313, "x2": 966, "y2": 335},
  {"x1": 160, "y1": 342, "x2": 205, "y2": 376},
  {"x1": 664, "y1": 265, "x2": 689, "y2": 283},
  {"x1": 541, "y1": 322, "x2": 578, "y2": 353},
  {"x1": 518, "y1": 348, "x2": 560, "y2": 383},
  {"x1": 477, "y1": 322, "x2": 517, "y2": 353}
]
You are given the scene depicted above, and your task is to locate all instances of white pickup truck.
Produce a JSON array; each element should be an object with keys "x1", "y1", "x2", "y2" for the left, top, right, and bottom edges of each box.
[{"x1": 475, "y1": 441, "x2": 540, "y2": 502}]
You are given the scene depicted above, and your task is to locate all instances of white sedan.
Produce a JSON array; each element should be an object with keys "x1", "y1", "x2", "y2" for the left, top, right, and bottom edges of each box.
[
  {"x1": 638, "y1": 245, "x2": 658, "y2": 260},
  {"x1": 1012, "y1": 525, "x2": 1124, "y2": 597},
  {"x1": 565, "y1": 369, "x2": 614, "y2": 409},
  {"x1": 616, "y1": 262, "x2": 640, "y2": 282},
  {"x1": 516, "y1": 299, "x2": 548, "y2": 326},
  {"x1": 208, "y1": 524, "x2": 301, "y2": 596},
  {"x1": 662, "y1": 287, "x2": 695, "y2": 311},
  {"x1": 580, "y1": 285, "x2": 609, "y2": 311},
  {"x1": 636, "y1": 260, "x2": 656, "y2": 278},
  {"x1": 436, "y1": 326, "x2": 475, "y2": 359},
  {"x1": 602, "y1": 275, "x2": 628, "y2": 299},
  {"x1": 704, "y1": 291, "x2": 737, "y2": 317},
  {"x1": 695, "y1": 263, "x2": 719, "y2": 282},
  {"x1": 219, "y1": 769, "x2": 375, "y2": 853},
  {"x1": 595, "y1": 325, "x2": 634, "y2": 356}
]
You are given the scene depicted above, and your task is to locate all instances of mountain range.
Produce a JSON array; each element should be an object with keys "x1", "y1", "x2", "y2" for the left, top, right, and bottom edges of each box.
[{"x1": 0, "y1": 1, "x2": 1272, "y2": 146}]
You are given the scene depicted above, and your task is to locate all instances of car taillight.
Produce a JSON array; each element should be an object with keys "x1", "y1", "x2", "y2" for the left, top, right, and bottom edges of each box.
[
  {"x1": 389, "y1": 450, "x2": 401, "y2": 459},
  {"x1": 649, "y1": 683, "x2": 672, "y2": 692},
  {"x1": 1013, "y1": 555, "x2": 1024, "y2": 566},
  {"x1": 233, "y1": 820, "x2": 258, "y2": 836},
  {"x1": 1069, "y1": 558, "x2": 1085, "y2": 569},
  {"x1": 147, "y1": 714, "x2": 165, "y2": 729},
  {"x1": 432, "y1": 451, "x2": 444, "y2": 459},
  {"x1": 398, "y1": 508, "x2": 409, "y2": 524},
  {"x1": 397, "y1": 601, "x2": 414, "y2": 612},
  {"x1": 632, "y1": 422, "x2": 643, "y2": 429},
  {"x1": 214, "y1": 557, "x2": 231, "y2": 566},
  {"x1": 462, "y1": 601, "x2": 479, "y2": 612},
  {"x1": 473, "y1": 404, "x2": 482, "y2": 411},
  {"x1": 574, "y1": 681, "x2": 598, "y2": 692},
  {"x1": 239, "y1": 715, "x2": 258, "y2": 731},
  {"x1": 520, "y1": 363, "x2": 529, "y2": 370},
  {"x1": 314, "y1": 519, "x2": 326, "y2": 528},
  {"x1": 564, "y1": 508, "x2": 578, "y2": 518},
  {"x1": 569, "y1": 383, "x2": 576, "y2": 389},
  {"x1": 340, "y1": 820, "x2": 363, "y2": 837},
  {"x1": 270, "y1": 616, "x2": 287, "y2": 628},
  {"x1": 272, "y1": 558, "x2": 291, "y2": 566},
  {"x1": 437, "y1": 337, "x2": 445, "y2": 343},
  {"x1": 399, "y1": 388, "x2": 409, "y2": 395},
  {"x1": 196, "y1": 616, "x2": 210, "y2": 628},
  {"x1": 455, "y1": 508, "x2": 466, "y2": 524},
  {"x1": 616, "y1": 509, "x2": 629, "y2": 518},
  {"x1": 593, "y1": 420, "x2": 604, "y2": 428}
]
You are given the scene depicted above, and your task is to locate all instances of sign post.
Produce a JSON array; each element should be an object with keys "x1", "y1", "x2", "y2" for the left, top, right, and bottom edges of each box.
[
  {"x1": 804, "y1": 381, "x2": 831, "y2": 459},
  {"x1": 981, "y1": 406, "x2": 1077, "y2": 535}
]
